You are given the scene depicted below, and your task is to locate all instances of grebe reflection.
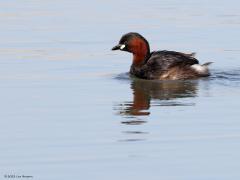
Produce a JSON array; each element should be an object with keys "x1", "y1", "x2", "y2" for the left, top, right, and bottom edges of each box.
[{"x1": 116, "y1": 78, "x2": 198, "y2": 117}]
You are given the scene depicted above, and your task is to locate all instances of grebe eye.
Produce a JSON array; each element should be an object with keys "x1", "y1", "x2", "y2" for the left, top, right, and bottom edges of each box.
[{"x1": 120, "y1": 44, "x2": 126, "y2": 50}]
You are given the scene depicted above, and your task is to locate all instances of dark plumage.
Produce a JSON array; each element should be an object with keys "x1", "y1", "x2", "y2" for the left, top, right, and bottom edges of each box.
[{"x1": 112, "y1": 32, "x2": 211, "y2": 80}]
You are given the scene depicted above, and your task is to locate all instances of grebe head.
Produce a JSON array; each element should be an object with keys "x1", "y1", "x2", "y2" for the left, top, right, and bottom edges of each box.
[{"x1": 112, "y1": 32, "x2": 150, "y2": 65}]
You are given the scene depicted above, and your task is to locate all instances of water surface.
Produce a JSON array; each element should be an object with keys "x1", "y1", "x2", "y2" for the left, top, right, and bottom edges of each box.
[{"x1": 0, "y1": 0, "x2": 240, "y2": 179}]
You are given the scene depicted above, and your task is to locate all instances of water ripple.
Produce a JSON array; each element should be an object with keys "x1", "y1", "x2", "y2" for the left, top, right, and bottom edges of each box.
[{"x1": 114, "y1": 68, "x2": 240, "y2": 120}]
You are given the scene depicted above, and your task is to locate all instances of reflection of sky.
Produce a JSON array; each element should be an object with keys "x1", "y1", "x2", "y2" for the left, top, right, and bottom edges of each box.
[
  {"x1": 1, "y1": 0, "x2": 240, "y2": 69},
  {"x1": 1, "y1": 1, "x2": 240, "y2": 180}
]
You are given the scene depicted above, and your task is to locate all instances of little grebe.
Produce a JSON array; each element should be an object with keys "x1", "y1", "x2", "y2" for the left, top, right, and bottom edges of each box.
[{"x1": 112, "y1": 32, "x2": 211, "y2": 80}]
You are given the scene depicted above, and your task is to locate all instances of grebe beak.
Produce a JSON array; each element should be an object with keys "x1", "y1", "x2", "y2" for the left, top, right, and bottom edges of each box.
[
  {"x1": 112, "y1": 44, "x2": 125, "y2": 51},
  {"x1": 112, "y1": 44, "x2": 121, "y2": 50}
]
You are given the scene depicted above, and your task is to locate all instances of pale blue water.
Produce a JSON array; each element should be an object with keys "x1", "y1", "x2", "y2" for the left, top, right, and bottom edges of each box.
[{"x1": 0, "y1": 0, "x2": 240, "y2": 179}]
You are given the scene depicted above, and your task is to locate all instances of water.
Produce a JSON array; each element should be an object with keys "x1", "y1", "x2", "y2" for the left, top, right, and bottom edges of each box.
[{"x1": 0, "y1": 0, "x2": 240, "y2": 179}]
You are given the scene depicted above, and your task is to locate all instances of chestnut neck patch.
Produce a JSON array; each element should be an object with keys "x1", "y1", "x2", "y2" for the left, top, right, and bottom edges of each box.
[{"x1": 129, "y1": 37, "x2": 150, "y2": 66}]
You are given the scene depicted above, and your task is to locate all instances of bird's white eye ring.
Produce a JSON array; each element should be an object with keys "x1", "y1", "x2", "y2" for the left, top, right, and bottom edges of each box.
[{"x1": 120, "y1": 44, "x2": 126, "y2": 50}]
